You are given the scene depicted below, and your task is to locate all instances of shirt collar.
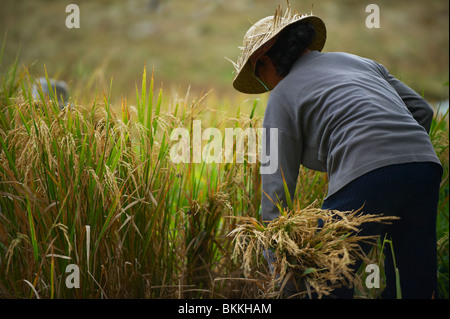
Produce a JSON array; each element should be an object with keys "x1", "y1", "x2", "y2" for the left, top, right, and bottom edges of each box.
[{"x1": 290, "y1": 50, "x2": 321, "y2": 72}]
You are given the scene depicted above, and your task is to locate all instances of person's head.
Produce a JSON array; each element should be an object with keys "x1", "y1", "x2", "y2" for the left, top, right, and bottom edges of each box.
[
  {"x1": 231, "y1": 6, "x2": 326, "y2": 94},
  {"x1": 254, "y1": 22, "x2": 317, "y2": 89}
]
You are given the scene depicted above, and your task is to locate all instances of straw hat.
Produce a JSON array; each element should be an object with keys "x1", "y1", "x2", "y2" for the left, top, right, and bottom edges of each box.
[{"x1": 230, "y1": 5, "x2": 326, "y2": 94}]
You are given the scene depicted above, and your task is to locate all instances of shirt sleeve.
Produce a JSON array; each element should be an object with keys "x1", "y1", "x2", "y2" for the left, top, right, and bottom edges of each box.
[
  {"x1": 378, "y1": 64, "x2": 434, "y2": 133},
  {"x1": 260, "y1": 126, "x2": 302, "y2": 223}
]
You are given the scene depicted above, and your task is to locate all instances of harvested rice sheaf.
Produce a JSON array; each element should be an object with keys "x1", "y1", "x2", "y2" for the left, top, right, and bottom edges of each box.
[{"x1": 229, "y1": 204, "x2": 398, "y2": 298}]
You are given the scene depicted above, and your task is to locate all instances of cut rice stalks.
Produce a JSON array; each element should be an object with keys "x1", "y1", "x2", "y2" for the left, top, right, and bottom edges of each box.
[{"x1": 229, "y1": 203, "x2": 399, "y2": 298}]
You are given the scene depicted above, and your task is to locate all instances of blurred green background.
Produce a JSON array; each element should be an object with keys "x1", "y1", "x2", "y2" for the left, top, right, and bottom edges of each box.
[{"x1": 0, "y1": 0, "x2": 448, "y2": 113}]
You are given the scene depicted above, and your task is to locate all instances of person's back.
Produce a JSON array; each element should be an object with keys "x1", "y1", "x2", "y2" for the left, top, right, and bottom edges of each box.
[{"x1": 263, "y1": 50, "x2": 440, "y2": 200}]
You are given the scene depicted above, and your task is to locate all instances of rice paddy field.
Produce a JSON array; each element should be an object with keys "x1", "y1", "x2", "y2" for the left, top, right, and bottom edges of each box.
[{"x1": 0, "y1": 0, "x2": 448, "y2": 300}]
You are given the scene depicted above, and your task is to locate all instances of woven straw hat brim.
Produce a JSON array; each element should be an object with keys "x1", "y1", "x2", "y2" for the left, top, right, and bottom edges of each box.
[{"x1": 232, "y1": 15, "x2": 326, "y2": 94}]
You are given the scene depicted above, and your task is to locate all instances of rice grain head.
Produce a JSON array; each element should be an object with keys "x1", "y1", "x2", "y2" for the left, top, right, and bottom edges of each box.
[{"x1": 229, "y1": 204, "x2": 398, "y2": 298}]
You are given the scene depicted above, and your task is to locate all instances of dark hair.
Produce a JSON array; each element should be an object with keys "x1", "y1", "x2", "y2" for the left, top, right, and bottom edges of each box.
[{"x1": 263, "y1": 22, "x2": 316, "y2": 77}]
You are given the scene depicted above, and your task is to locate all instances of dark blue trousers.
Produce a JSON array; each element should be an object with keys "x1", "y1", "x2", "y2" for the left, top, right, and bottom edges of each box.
[{"x1": 321, "y1": 162, "x2": 442, "y2": 299}]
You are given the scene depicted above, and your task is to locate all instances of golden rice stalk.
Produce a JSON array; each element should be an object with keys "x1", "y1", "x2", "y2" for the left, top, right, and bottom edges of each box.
[{"x1": 229, "y1": 203, "x2": 398, "y2": 298}]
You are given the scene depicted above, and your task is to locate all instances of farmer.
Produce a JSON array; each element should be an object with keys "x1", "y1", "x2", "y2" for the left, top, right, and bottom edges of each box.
[{"x1": 231, "y1": 6, "x2": 443, "y2": 299}]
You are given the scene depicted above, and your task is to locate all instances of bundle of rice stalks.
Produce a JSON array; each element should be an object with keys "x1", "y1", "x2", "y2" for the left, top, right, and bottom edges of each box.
[{"x1": 229, "y1": 204, "x2": 398, "y2": 298}]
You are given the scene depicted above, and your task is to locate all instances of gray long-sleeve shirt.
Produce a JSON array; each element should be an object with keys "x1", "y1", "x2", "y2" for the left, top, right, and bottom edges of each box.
[{"x1": 261, "y1": 50, "x2": 441, "y2": 222}]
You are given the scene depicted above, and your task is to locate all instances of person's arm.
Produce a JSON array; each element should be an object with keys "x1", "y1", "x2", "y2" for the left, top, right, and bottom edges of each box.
[
  {"x1": 379, "y1": 64, "x2": 435, "y2": 133},
  {"x1": 260, "y1": 126, "x2": 302, "y2": 223},
  {"x1": 260, "y1": 126, "x2": 302, "y2": 297}
]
